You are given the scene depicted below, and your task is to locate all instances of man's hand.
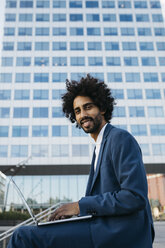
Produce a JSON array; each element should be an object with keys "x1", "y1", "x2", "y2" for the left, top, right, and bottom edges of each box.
[{"x1": 49, "y1": 202, "x2": 80, "y2": 221}]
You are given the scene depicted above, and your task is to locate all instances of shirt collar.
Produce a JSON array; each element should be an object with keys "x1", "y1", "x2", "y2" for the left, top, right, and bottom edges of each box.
[{"x1": 95, "y1": 123, "x2": 108, "y2": 145}]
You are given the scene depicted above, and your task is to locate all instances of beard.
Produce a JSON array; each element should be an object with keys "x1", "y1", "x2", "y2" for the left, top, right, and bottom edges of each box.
[{"x1": 79, "y1": 112, "x2": 103, "y2": 134}]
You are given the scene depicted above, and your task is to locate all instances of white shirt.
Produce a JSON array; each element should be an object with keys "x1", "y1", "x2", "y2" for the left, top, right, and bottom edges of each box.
[{"x1": 94, "y1": 123, "x2": 108, "y2": 171}]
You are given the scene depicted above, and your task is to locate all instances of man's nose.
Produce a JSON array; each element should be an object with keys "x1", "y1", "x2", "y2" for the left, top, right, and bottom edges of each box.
[{"x1": 80, "y1": 109, "x2": 87, "y2": 119}]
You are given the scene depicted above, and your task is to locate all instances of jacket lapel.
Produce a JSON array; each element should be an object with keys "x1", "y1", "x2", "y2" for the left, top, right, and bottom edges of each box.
[{"x1": 85, "y1": 148, "x2": 95, "y2": 196}]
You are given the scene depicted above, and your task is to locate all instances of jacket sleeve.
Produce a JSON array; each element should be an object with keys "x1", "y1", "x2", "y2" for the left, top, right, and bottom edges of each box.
[{"x1": 79, "y1": 130, "x2": 148, "y2": 217}]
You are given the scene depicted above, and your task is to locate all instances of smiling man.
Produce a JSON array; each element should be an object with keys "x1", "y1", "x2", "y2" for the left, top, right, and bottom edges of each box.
[{"x1": 8, "y1": 75, "x2": 154, "y2": 248}]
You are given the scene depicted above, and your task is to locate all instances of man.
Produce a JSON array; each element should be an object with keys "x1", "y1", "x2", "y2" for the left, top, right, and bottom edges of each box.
[{"x1": 8, "y1": 75, "x2": 154, "y2": 248}]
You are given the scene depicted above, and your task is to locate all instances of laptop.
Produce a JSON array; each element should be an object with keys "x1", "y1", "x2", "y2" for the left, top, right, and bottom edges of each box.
[{"x1": 11, "y1": 178, "x2": 92, "y2": 226}]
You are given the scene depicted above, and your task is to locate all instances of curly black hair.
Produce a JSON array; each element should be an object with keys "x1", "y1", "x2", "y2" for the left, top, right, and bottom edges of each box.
[{"x1": 62, "y1": 74, "x2": 116, "y2": 124}]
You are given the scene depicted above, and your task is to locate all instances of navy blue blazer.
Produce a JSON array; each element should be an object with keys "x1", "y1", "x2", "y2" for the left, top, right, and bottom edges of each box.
[{"x1": 79, "y1": 124, "x2": 154, "y2": 248}]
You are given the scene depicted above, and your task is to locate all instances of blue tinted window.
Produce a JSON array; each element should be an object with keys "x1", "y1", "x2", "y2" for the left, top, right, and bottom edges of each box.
[
  {"x1": 120, "y1": 14, "x2": 133, "y2": 22},
  {"x1": 102, "y1": 1, "x2": 115, "y2": 8},
  {"x1": 103, "y1": 14, "x2": 116, "y2": 22},
  {"x1": 71, "y1": 57, "x2": 85, "y2": 66},
  {"x1": 13, "y1": 108, "x2": 29, "y2": 118},
  {"x1": 36, "y1": 14, "x2": 49, "y2": 21},
  {"x1": 104, "y1": 28, "x2": 117, "y2": 35},
  {"x1": 52, "y1": 73, "x2": 67, "y2": 82},
  {"x1": 5, "y1": 13, "x2": 16, "y2": 21},
  {"x1": 141, "y1": 57, "x2": 156, "y2": 66},
  {"x1": 52, "y1": 89, "x2": 66, "y2": 100},
  {"x1": 112, "y1": 89, "x2": 124, "y2": 99},
  {"x1": 140, "y1": 144, "x2": 150, "y2": 156},
  {"x1": 71, "y1": 73, "x2": 86, "y2": 81},
  {"x1": 0, "y1": 146, "x2": 8, "y2": 157},
  {"x1": 88, "y1": 57, "x2": 103, "y2": 66},
  {"x1": 161, "y1": 73, "x2": 165, "y2": 82},
  {"x1": 52, "y1": 144, "x2": 69, "y2": 157},
  {"x1": 20, "y1": 1, "x2": 33, "y2": 8},
  {"x1": 129, "y1": 107, "x2": 145, "y2": 117},
  {"x1": 18, "y1": 27, "x2": 32, "y2": 36},
  {"x1": 52, "y1": 126, "x2": 68, "y2": 136},
  {"x1": 121, "y1": 28, "x2": 134, "y2": 36},
  {"x1": 105, "y1": 42, "x2": 119, "y2": 50},
  {"x1": 137, "y1": 28, "x2": 151, "y2": 36},
  {"x1": 156, "y1": 42, "x2": 165, "y2": 51},
  {"x1": 36, "y1": 1, "x2": 50, "y2": 8},
  {"x1": 0, "y1": 90, "x2": 11, "y2": 100},
  {"x1": 134, "y1": 1, "x2": 147, "y2": 8},
  {"x1": 148, "y1": 106, "x2": 164, "y2": 117},
  {"x1": 152, "y1": 14, "x2": 163, "y2": 22},
  {"x1": 14, "y1": 90, "x2": 30, "y2": 100},
  {"x1": 86, "y1": 1, "x2": 98, "y2": 8},
  {"x1": 125, "y1": 73, "x2": 140, "y2": 82},
  {"x1": 34, "y1": 57, "x2": 49, "y2": 66},
  {"x1": 70, "y1": 28, "x2": 83, "y2": 36},
  {"x1": 53, "y1": 42, "x2": 67, "y2": 50},
  {"x1": 124, "y1": 57, "x2": 138, "y2": 66},
  {"x1": 118, "y1": 1, "x2": 131, "y2": 8},
  {"x1": 3, "y1": 42, "x2": 14, "y2": 51},
  {"x1": 150, "y1": 1, "x2": 161, "y2": 8},
  {"x1": 33, "y1": 90, "x2": 49, "y2": 100},
  {"x1": 70, "y1": 1, "x2": 82, "y2": 8},
  {"x1": 72, "y1": 126, "x2": 87, "y2": 137},
  {"x1": 150, "y1": 125, "x2": 165, "y2": 135},
  {"x1": 140, "y1": 42, "x2": 154, "y2": 51},
  {"x1": 106, "y1": 57, "x2": 120, "y2": 66},
  {"x1": 53, "y1": 28, "x2": 66, "y2": 35},
  {"x1": 131, "y1": 125, "x2": 147, "y2": 136},
  {"x1": 145, "y1": 89, "x2": 161, "y2": 99},
  {"x1": 12, "y1": 126, "x2": 28, "y2": 137},
  {"x1": 15, "y1": 73, "x2": 30, "y2": 83},
  {"x1": 35, "y1": 28, "x2": 49, "y2": 36},
  {"x1": 53, "y1": 1, "x2": 66, "y2": 8},
  {"x1": 136, "y1": 14, "x2": 149, "y2": 21},
  {"x1": 152, "y1": 144, "x2": 165, "y2": 156},
  {"x1": 11, "y1": 145, "x2": 28, "y2": 157},
  {"x1": 159, "y1": 57, "x2": 165, "y2": 66},
  {"x1": 16, "y1": 57, "x2": 31, "y2": 66},
  {"x1": 127, "y1": 89, "x2": 143, "y2": 99},
  {"x1": 53, "y1": 57, "x2": 67, "y2": 66},
  {"x1": 0, "y1": 126, "x2": 9, "y2": 137},
  {"x1": 90, "y1": 73, "x2": 104, "y2": 81},
  {"x1": 0, "y1": 108, "x2": 10, "y2": 118},
  {"x1": 154, "y1": 28, "x2": 165, "y2": 36},
  {"x1": 72, "y1": 145, "x2": 89, "y2": 157},
  {"x1": 4, "y1": 27, "x2": 15, "y2": 36},
  {"x1": 32, "y1": 145, "x2": 48, "y2": 157},
  {"x1": 0, "y1": 73, "x2": 12, "y2": 83},
  {"x1": 53, "y1": 14, "x2": 66, "y2": 21},
  {"x1": 34, "y1": 73, "x2": 49, "y2": 83},
  {"x1": 6, "y1": 1, "x2": 17, "y2": 8},
  {"x1": 107, "y1": 73, "x2": 122, "y2": 82},
  {"x1": 86, "y1": 14, "x2": 99, "y2": 22},
  {"x1": 87, "y1": 28, "x2": 100, "y2": 35},
  {"x1": 70, "y1": 14, "x2": 83, "y2": 21},
  {"x1": 88, "y1": 42, "x2": 102, "y2": 50},
  {"x1": 35, "y1": 42, "x2": 49, "y2": 51},
  {"x1": 19, "y1": 14, "x2": 33, "y2": 21},
  {"x1": 52, "y1": 107, "x2": 64, "y2": 117},
  {"x1": 33, "y1": 107, "x2": 48, "y2": 118},
  {"x1": 143, "y1": 73, "x2": 158, "y2": 82},
  {"x1": 17, "y1": 42, "x2": 32, "y2": 51},
  {"x1": 115, "y1": 125, "x2": 127, "y2": 131},
  {"x1": 122, "y1": 42, "x2": 136, "y2": 50},
  {"x1": 32, "y1": 126, "x2": 48, "y2": 137},
  {"x1": 113, "y1": 107, "x2": 126, "y2": 117},
  {"x1": 70, "y1": 42, "x2": 84, "y2": 50}
]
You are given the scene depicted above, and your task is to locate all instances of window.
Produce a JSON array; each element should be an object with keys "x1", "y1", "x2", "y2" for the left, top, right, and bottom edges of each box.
[
  {"x1": 53, "y1": 42, "x2": 67, "y2": 50},
  {"x1": 6, "y1": 1, "x2": 17, "y2": 8},
  {"x1": 115, "y1": 125, "x2": 127, "y2": 131},
  {"x1": 0, "y1": 73, "x2": 12, "y2": 83},
  {"x1": 152, "y1": 144, "x2": 165, "y2": 156},
  {"x1": 53, "y1": 1, "x2": 66, "y2": 8},
  {"x1": 118, "y1": 1, "x2": 131, "y2": 8},
  {"x1": 52, "y1": 126, "x2": 68, "y2": 136},
  {"x1": 159, "y1": 58, "x2": 165, "y2": 66},
  {"x1": 34, "y1": 73, "x2": 49, "y2": 83},
  {"x1": 88, "y1": 57, "x2": 103, "y2": 66},
  {"x1": 0, "y1": 126, "x2": 9, "y2": 137},
  {"x1": 52, "y1": 145, "x2": 69, "y2": 157},
  {"x1": 0, "y1": 90, "x2": 11, "y2": 100},
  {"x1": 4, "y1": 27, "x2": 15, "y2": 36},
  {"x1": 136, "y1": 14, "x2": 149, "y2": 22},
  {"x1": 36, "y1": 1, "x2": 50, "y2": 8},
  {"x1": 12, "y1": 126, "x2": 28, "y2": 137},
  {"x1": 32, "y1": 126, "x2": 48, "y2": 137},
  {"x1": 15, "y1": 73, "x2": 30, "y2": 83},
  {"x1": 122, "y1": 42, "x2": 136, "y2": 50},
  {"x1": 156, "y1": 42, "x2": 165, "y2": 51},
  {"x1": 33, "y1": 107, "x2": 48, "y2": 118},
  {"x1": 31, "y1": 145, "x2": 48, "y2": 157},
  {"x1": 86, "y1": 14, "x2": 99, "y2": 22},
  {"x1": 16, "y1": 57, "x2": 31, "y2": 66},
  {"x1": 90, "y1": 73, "x2": 104, "y2": 81},
  {"x1": 71, "y1": 57, "x2": 85, "y2": 66},
  {"x1": 124, "y1": 57, "x2": 138, "y2": 66},
  {"x1": 107, "y1": 73, "x2": 122, "y2": 82},
  {"x1": 105, "y1": 42, "x2": 119, "y2": 50},
  {"x1": 150, "y1": 125, "x2": 165, "y2": 136},
  {"x1": 0, "y1": 146, "x2": 8, "y2": 157},
  {"x1": 72, "y1": 126, "x2": 87, "y2": 137},
  {"x1": 19, "y1": 14, "x2": 33, "y2": 22},
  {"x1": 129, "y1": 107, "x2": 145, "y2": 117},
  {"x1": 70, "y1": 1, "x2": 82, "y2": 8},
  {"x1": 88, "y1": 42, "x2": 102, "y2": 50},
  {"x1": 121, "y1": 28, "x2": 135, "y2": 36},
  {"x1": 141, "y1": 57, "x2": 156, "y2": 66},
  {"x1": 53, "y1": 14, "x2": 66, "y2": 21},
  {"x1": 70, "y1": 14, "x2": 83, "y2": 21},
  {"x1": 106, "y1": 57, "x2": 120, "y2": 66},
  {"x1": 139, "y1": 42, "x2": 154, "y2": 51},
  {"x1": 0, "y1": 108, "x2": 10, "y2": 118},
  {"x1": 145, "y1": 89, "x2": 161, "y2": 99},
  {"x1": 70, "y1": 42, "x2": 84, "y2": 50},
  {"x1": 137, "y1": 28, "x2": 151, "y2": 36},
  {"x1": 35, "y1": 28, "x2": 49, "y2": 36},
  {"x1": 53, "y1": 57, "x2": 67, "y2": 66},
  {"x1": 35, "y1": 42, "x2": 49, "y2": 51},
  {"x1": 161, "y1": 73, "x2": 165, "y2": 82},
  {"x1": 34, "y1": 57, "x2": 49, "y2": 66},
  {"x1": 33, "y1": 90, "x2": 49, "y2": 100},
  {"x1": 103, "y1": 14, "x2": 116, "y2": 22},
  {"x1": 127, "y1": 89, "x2": 143, "y2": 99},
  {"x1": 52, "y1": 89, "x2": 66, "y2": 100},
  {"x1": 13, "y1": 108, "x2": 29, "y2": 118},
  {"x1": 36, "y1": 14, "x2": 49, "y2": 22},
  {"x1": 104, "y1": 28, "x2": 118, "y2": 35},
  {"x1": 17, "y1": 42, "x2": 32, "y2": 51},
  {"x1": 3, "y1": 42, "x2": 14, "y2": 51},
  {"x1": 14, "y1": 90, "x2": 30, "y2": 100},
  {"x1": 86, "y1": 1, "x2": 98, "y2": 8},
  {"x1": 134, "y1": 1, "x2": 147, "y2": 8},
  {"x1": 70, "y1": 28, "x2": 83, "y2": 36},
  {"x1": 102, "y1": 1, "x2": 115, "y2": 8},
  {"x1": 52, "y1": 107, "x2": 64, "y2": 117},
  {"x1": 148, "y1": 106, "x2": 164, "y2": 117},
  {"x1": 119, "y1": 14, "x2": 133, "y2": 22},
  {"x1": 113, "y1": 107, "x2": 126, "y2": 117},
  {"x1": 125, "y1": 73, "x2": 140, "y2": 82},
  {"x1": 11, "y1": 145, "x2": 28, "y2": 157},
  {"x1": 5, "y1": 13, "x2": 16, "y2": 21},
  {"x1": 150, "y1": 1, "x2": 161, "y2": 8},
  {"x1": 53, "y1": 28, "x2": 66, "y2": 36},
  {"x1": 20, "y1": 1, "x2": 33, "y2": 8},
  {"x1": 18, "y1": 27, "x2": 32, "y2": 36},
  {"x1": 143, "y1": 73, "x2": 158, "y2": 82},
  {"x1": 71, "y1": 73, "x2": 86, "y2": 81},
  {"x1": 72, "y1": 145, "x2": 89, "y2": 156},
  {"x1": 139, "y1": 144, "x2": 150, "y2": 156},
  {"x1": 87, "y1": 28, "x2": 100, "y2": 36},
  {"x1": 131, "y1": 125, "x2": 147, "y2": 136},
  {"x1": 111, "y1": 89, "x2": 124, "y2": 99},
  {"x1": 52, "y1": 73, "x2": 67, "y2": 82},
  {"x1": 154, "y1": 28, "x2": 165, "y2": 36},
  {"x1": 152, "y1": 14, "x2": 163, "y2": 22}
]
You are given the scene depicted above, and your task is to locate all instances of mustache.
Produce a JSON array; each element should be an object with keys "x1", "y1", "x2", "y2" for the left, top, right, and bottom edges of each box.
[{"x1": 80, "y1": 116, "x2": 93, "y2": 125}]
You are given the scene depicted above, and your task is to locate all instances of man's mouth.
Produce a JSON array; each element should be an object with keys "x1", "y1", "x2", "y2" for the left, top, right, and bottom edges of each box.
[{"x1": 80, "y1": 118, "x2": 93, "y2": 128}]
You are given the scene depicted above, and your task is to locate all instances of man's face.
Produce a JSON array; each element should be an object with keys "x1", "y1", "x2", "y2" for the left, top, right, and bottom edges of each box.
[{"x1": 73, "y1": 96, "x2": 106, "y2": 138}]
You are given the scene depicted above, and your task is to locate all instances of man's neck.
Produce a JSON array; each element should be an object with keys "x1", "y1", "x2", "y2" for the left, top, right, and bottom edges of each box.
[{"x1": 90, "y1": 121, "x2": 107, "y2": 142}]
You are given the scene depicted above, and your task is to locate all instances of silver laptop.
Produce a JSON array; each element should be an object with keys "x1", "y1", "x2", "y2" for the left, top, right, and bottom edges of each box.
[{"x1": 11, "y1": 178, "x2": 92, "y2": 226}]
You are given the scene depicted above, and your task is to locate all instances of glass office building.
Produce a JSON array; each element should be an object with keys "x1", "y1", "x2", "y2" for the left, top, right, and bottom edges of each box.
[{"x1": 0, "y1": 0, "x2": 165, "y2": 208}]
